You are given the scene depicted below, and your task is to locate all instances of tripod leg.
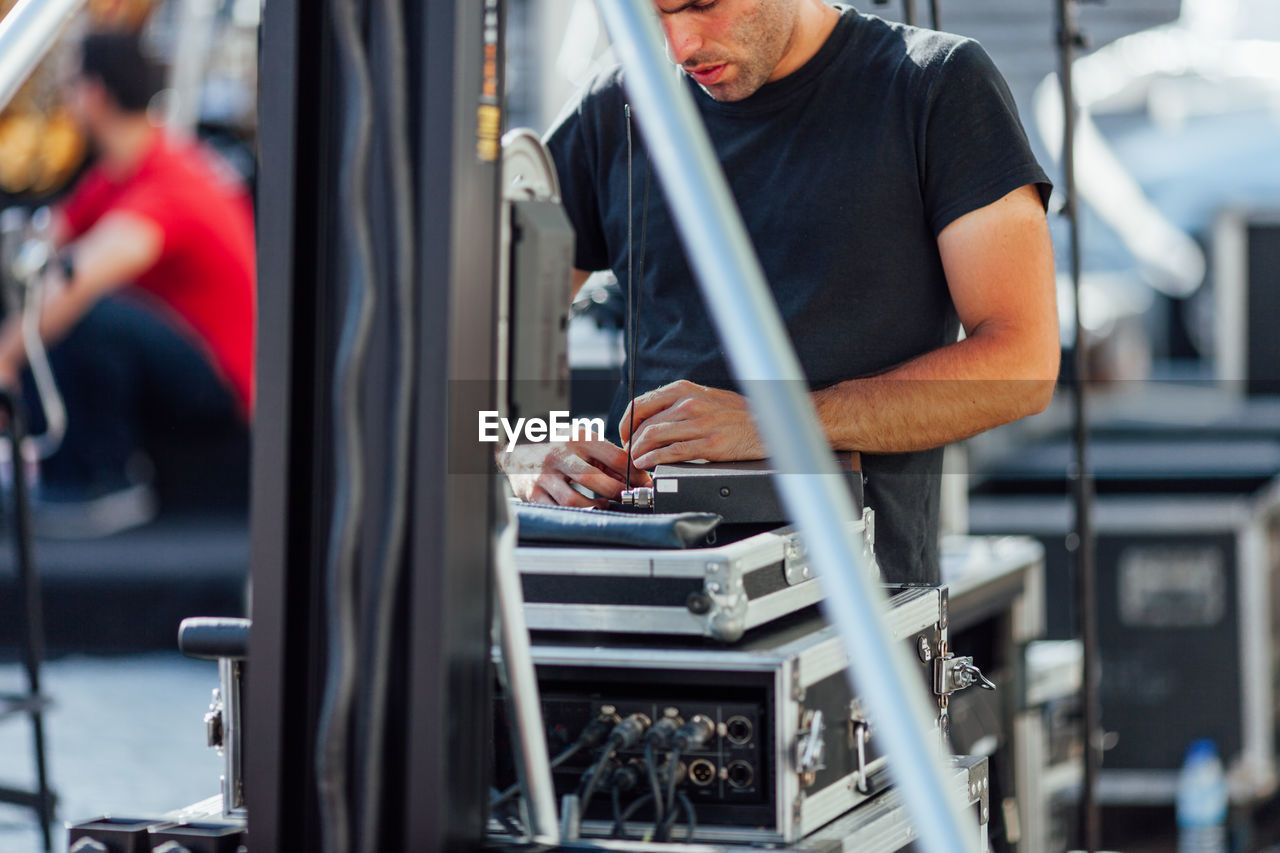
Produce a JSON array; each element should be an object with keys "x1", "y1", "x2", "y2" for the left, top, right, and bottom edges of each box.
[{"x1": 1, "y1": 392, "x2": 55, "y2": 851}]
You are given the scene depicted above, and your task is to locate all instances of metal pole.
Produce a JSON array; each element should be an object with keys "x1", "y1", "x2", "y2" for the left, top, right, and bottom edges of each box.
[
  {"x1": 0, "y1": 0, "x2": 86, "y2": 112},
  {"x1": 0, "y1": 393, "x2": 54, "y2": 852},
  {"x1": 492, "y1": 506, "x2": 560, "y2": 841},
  {"x1": 593, "y1": 2, "x2": 976, "y2": 850},
  {"x1": 1056, "y1": 1, "x2": 1101, "y2": 849}
]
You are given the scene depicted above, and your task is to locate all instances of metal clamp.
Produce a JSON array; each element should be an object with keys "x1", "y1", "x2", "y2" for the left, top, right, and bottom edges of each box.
[{"x1": 934, "y1": 654, "x2": 997, "y2": 696}]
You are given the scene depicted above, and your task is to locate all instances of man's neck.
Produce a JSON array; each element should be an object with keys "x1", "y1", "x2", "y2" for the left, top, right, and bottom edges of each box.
[
  {"x1": 97, "y1": 118, "x2": 159, "y2": 180},
  {"x1": 768, "y1": 0, "x2": 841, "y2": 83}
]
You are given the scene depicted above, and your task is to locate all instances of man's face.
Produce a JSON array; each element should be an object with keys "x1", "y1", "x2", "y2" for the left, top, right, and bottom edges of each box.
[{"x1": 655, "y1": 0, "x2": 799, "y2": 102}]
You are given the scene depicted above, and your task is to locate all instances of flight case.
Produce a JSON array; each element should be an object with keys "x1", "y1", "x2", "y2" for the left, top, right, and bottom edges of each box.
[
  {"x1": 518, "y1": 515, "x2": 878, "y2": 642},
  {"x1": 496, "y1": 588, "x2": 948, "y2": 844}
]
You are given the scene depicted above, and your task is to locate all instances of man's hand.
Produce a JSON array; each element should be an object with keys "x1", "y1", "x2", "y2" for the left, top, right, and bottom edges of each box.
[
  {"x1": 620, "y1": 380, "x2": 765, "y2": 469},
  {"x1": 502, "y1": 439, "x2": 653, "y2": 508}
]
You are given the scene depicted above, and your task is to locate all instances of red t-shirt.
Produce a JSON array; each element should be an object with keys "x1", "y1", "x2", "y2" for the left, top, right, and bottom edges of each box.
[{"x1": 59, "y1": 132, "x2": 256, "y2": 416}]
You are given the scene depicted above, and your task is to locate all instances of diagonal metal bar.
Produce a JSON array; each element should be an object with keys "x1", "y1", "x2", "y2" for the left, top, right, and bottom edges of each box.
[
  {"x1": 0, "y1": 0, "x2": 85, "y2": 113},
  {"x1": 592, "y1": 1, "x2": 976, "y2": 850}
]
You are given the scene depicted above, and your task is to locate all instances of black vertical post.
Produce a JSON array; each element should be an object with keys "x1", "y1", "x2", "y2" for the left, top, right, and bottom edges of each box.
[
  {"x1": 245, "y1": 0, "x2": 337, "y2": 848},
  {"x1": 402, "y1": 0, "x2": 502, "y2": 848},
  {"x1": 249, "y1": 0, "x2": 501, "y2": 848},
  {"x1": 1056, "y1": 1, "x2": 1101, "y2": 850},
  {"x1": 0, "y1": 392, "x2": 54, "y2": 852}
]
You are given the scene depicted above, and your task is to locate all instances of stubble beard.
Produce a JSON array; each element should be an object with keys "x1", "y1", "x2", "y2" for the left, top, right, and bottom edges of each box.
[{"x1": 694, "y1": 0, "x2": 797, "y2": 102}]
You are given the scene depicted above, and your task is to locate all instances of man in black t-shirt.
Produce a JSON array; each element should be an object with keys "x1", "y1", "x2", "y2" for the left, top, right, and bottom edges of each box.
[{"x1": 502, "y1": 0, "x2": 1059, "y2": 585}]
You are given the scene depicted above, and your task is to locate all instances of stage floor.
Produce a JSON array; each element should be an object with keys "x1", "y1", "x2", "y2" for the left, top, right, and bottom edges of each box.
[{"x1": 0, "y1": 652, "x2": 223, "y2": 853}]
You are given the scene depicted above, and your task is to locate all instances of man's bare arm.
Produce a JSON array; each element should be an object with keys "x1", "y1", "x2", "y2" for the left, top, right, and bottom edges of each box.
[
  {"x1": 622, "y1": 184, "x2": 1059, "y2": 464},
  {"x1": 0, "y1": 211, "x2": 163, "y2": 386},
  {"x1": 814, "y1": 183, "x2": 1058, "y2": 451}
]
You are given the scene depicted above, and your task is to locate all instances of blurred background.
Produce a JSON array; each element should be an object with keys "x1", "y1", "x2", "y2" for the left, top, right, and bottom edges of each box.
[{"x1": 1, "y1": 0, "x2": 1278, "y2": 851}]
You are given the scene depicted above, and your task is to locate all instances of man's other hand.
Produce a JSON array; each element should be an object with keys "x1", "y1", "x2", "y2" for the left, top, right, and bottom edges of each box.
[
  {"x1": 502, "y1": 439, "x2": 653, "y2": 508},
  {"x1": 620, "y1": 380, "x2": 764, "y2": 469}
]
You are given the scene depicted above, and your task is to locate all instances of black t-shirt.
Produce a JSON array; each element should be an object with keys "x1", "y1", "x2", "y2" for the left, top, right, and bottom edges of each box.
[{"x1": 545, "y1": 6, "x2": 1050, "y2": 584}]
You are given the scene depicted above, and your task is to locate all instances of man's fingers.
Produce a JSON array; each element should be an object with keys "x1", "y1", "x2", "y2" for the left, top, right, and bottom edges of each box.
[
  {"x1": 527, "y1": 483, "x2": 556, "y2": 505},
  {"x1": 628, "y1": 417, "x2": 707, "y2": 461},
  {"x1": 619, "y1": 381, "x2": 694, "y2": 443},
  {"x1": 634, "y1": 439, "x2": 704, "y2": 470},
  {"x1": 577, "y1": 440, "x2": 634, "y2": 479},
  {"x1": 541, "y1": 473, "x2": 607, "y2": 508},
  {"x1": 561, "y1": 458, "x2": 630, "y2": 500}
]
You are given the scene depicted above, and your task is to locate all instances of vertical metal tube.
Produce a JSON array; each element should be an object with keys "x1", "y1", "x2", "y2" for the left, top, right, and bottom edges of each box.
[
  {"x1": 493, "y1": 509, "x2": 560, "y2": 841},
  {"x1": 592, "y1": 1, "x2": 975, "y2": 850},
  {"x1": 903, "y1": 0, "x2": 918, "y2": 27},
  {"x1": 1056, "y1": 1, "x2": 1100, "y2": 850},
  {"x1": 2, "y1": 394, "x2": 53, "y2": 851},
  {"x1": 0, "y1": 0, "x2": 86, "y2": 112}
]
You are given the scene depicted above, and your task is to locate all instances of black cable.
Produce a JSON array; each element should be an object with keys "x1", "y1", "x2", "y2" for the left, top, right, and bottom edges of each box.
[
  {"x1": 490, "y1": 714, "x2": 615, "y2": 812},
  {"x1": 316, "y1": 0, "x2": 376, "y2": 850},
  {"x1": 643, "y1": 740, "x2": 665, "y2": 831},
  {"x1": 579, "y1": 714, "x2": 649, "y2": 816},
  {"x1": 677, "y1": 792, "x2": 697, "y2": 842},
  {"x1": 656, "y1": 777, "x2": 697, "y2": 842},
  {"x1": 577, "y1": 755, "x2": 615, "y2": 816},
  {"x1": 357, "y1": 0, "x2": 417, "y2": 849},
  {"x1": 662, "y1": 746, "x2": 682, "y2": 836},
  {"x1": 490, "y1": 739, "x2": 585, "y2": 809},
  {"x1": 612, "y1": 794, "x2": 656, "y2": 839},
  {"x1": 611, "y1": 786, "x2": 624, "y2": 835}
]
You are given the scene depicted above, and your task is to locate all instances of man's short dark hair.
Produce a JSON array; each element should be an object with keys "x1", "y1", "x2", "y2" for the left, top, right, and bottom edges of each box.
[{"x1": 79, "y1": 31, "x2": 163, "y2": 114}]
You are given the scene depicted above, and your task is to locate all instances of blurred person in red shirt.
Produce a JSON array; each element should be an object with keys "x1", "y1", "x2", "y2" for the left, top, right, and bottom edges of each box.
[{"x1": 0, "y1": 31, "x2": 255, "y2": 536}]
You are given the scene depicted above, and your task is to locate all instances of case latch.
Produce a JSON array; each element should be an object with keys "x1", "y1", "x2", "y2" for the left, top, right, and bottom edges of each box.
[
  {"x1": 795, "y1": 709, "x2": 826, "y2": 787},
  {"x1": 783, "y1": 536, "x2": 810, "y2": 585},
  {"x1": 935, "y1": 653, "x2": 996, "y2": 697}
]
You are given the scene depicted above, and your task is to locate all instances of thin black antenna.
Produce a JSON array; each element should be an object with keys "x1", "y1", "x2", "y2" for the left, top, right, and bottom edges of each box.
[
  {"x1": 625, "y1": 104, "x2": 636, "y2": 489},
  {"x1": 623, "y1": 105, "x2": 652, "y2": 489},
  {"x1": 1056, "y1": 0, "x2": 1101, "y2": 849}
]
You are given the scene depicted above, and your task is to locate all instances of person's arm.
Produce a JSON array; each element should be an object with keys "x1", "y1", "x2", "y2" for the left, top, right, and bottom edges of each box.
[
  {"x1": 620, "y1": 183, "x2": 1059, "y2": 466},
  {"x1": 0, "y1": 211, "x2": 163, "y2": 387}
]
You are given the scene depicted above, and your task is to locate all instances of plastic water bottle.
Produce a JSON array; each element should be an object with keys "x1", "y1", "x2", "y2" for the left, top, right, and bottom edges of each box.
[{"x1": 1176, "y1": 739, "x2": 1228, "y2": 853}]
